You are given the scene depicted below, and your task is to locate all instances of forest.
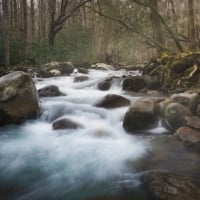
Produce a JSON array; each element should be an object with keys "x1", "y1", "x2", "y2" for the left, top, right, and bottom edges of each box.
[
  {"x1": 0, "y1": 0, "x2": 199, "y2": 66},
  {"x1": 0, "y1": 1, "x2": 200, "y2": 200}
]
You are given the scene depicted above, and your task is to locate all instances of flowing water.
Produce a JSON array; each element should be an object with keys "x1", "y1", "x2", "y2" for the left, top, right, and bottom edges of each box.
[{"x1": 0, "y1": 70, "x2": 199, "y2": 200}]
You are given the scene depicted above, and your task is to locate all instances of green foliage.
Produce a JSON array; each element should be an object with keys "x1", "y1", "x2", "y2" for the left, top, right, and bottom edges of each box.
[{"x1": 28, "y1": 24, "x2": 95, "y2": 65}]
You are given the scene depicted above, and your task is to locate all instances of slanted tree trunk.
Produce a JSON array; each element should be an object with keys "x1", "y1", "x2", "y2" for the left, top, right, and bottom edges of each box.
[
  {"x1": 2, "y1": 0, "x2": 10, "y2": 66},
  {"x1": 149, "y1": 0, "x2": 164, "y2": 54},
  {"x1": 188, "y1": 0, "x2": 196, "y2": 50}
]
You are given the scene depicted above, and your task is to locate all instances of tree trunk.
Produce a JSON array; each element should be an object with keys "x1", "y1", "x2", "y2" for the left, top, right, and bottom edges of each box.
[
  {"x1": 188, "y1": 0, "x2": 196, "y2": 50},
  {"x1": 2, "y1": 0, "x2": 10, "y2": 66},
  {"x1": 149, "y1": 0, "x2": 164, "y2": 54},
  {"x1": 30, "y1": 0, "x2": 35, "y2": 41},
  {"x1": 21, "y1": 0, "x2": 28, "y2": 61}
]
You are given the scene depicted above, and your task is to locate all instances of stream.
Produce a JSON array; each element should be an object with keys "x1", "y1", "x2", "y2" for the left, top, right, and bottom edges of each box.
[{"x1": 0, "y1": 70, "x2": 199, "y2": 200}]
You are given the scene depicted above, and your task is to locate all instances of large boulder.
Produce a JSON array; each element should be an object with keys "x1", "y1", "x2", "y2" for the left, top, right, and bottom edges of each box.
[
  {"x1": 122, "y1": 76, "x2": 146, "y2": 92},
  {"x1": 163, "y1": 102, "x2": 192, "y2": 130},
  {"x1": 123, "y1": 98, "x2": 159, "y2": 132},
  {"x1": 141, "y1": 171, "x2": 200, "y2": 200},
  {"x1": 52, "y1": 118, "x2": 83, "y2": 130},
  {"x1": 38, "y1": 85, "x2": 65, "y2": 97},
  {"x1": 0, "y1": 71, "x2": 39, "y2": 125},
  {"x1": 171, "y1": 92, "x2": 200, "y2": 112},
  {"x1": 176, "y1": 126, "x2": 200, "y2": 144},
  {"x1": 96, "y1": 94, "x2": 130, "y2": 108}
]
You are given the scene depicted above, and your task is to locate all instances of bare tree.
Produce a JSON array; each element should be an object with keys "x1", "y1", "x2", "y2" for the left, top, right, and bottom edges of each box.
[{"x1": 48, "y1": 0, "x2": 93, "y2": 46}]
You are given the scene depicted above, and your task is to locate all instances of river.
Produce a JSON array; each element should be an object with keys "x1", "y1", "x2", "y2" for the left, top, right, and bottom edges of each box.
[{"x1": 0, "y1": 69, "x2": 199, "y2": 200}]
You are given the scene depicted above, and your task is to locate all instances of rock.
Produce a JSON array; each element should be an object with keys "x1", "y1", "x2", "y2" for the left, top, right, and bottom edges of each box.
[
  {"x1": 52, "y1": 118, "x2": 83, "y2": 130},
  {"x1": 91, "y1": 63, "x2": 115, "y2": 70},
  {"x1": 185, "y1": 116, "x2": 200, "y2": 130},
  {"x1": 73, "y1": 76, "x2": 89, "y2": 82},
  {"x1": 37, "y1": 62, "x2": 74, "y2": 78},
  {"x1": 97, "y1": 78, "x2": 112, "y2": 91},
  {"x1": 122, "y1": 76, "x2": 146, "y2": 92},
  {"x1": 96, "y1": 94, "x2": 130, "y2": 108},
  {"x1": 163, "y1": 102, "x2": 192, "y2": 130},
  {"x1": 78, "y1": 68, "x2": 89, "y2": 74},
  {"x1": 141, "y1": 171, "x2": 200, "y2": 200},
  {"x1": 197, "y1": 104, "x2": 200, "y2": 116},
  {"x1": 171, "y1": 92, "x2": 200, "y2": 112},
  {"x1": 38, "y1": 85, "x2": 65, "y2": 97},
  {"x1": 176, "y1": 126, "x2": 200, "y2": 143},
  {"x1": 0, "y1": 71, "x2": 39, "y2": 125},
  {"x1": 143, "y1": 75, "x2": 161, "y2": 90},
  {"x1": 49, "y1": 69, "x2": 61, "y2": 77},
  {"x1": 123, "y1": 98, "x2": 159, "y2": 132},
  {"x1": 169, "y1": 53, "x2": 200, "y2": 73}
]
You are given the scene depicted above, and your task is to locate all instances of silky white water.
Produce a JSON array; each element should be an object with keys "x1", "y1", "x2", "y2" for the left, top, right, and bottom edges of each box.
[{"x1": 0, "y1": 70, "x2": 162, "y2": 200}]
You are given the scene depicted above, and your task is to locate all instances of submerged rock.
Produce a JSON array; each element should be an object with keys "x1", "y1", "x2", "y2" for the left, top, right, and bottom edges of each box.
[
  {"x1": 52, "y1": 118, "x2": 83, "y2": 130},
  {"x1": 163, "y1": 102, "x2": 192, "y2": 130},
  {"x1": 96, "y1": 94, "x2": 130, "y2": 108},
  {"x1": 123, "y1": 98, "x2": 159, "y2": 132},
  {"x1": 38, "y1": 85, "x2": 65, "y2": 97},
  {"x1": 122, "y1": 76, "x2": 146, "y2": 92},
  {"x1": 141, "y1": 170, "x2": 200, "y2": 200},
  {"x1": 0, "y1": 71, "x2": 39, "y2": 125}
]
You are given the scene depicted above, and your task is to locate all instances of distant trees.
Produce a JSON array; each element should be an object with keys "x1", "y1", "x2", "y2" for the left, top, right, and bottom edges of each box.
[{"x1": 0, "y1": 0, "x2": 200, "y2": 66}]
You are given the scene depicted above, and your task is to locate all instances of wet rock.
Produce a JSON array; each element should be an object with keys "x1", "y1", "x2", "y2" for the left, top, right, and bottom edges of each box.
[
  {"x1": 91, "y1": 63, "x2": 114, "y2": 70},
  {"x1": 0, "y1": 71, "x2": 39, "y2": 125},
  {"x1": 123, "y1": 98, "x2": 159, "y2": 132},
  {"x1": 49, "y1": 69, "x2": 61, "y2": 77},
  {"x1": 185, "y1": 115, "x2": 200, "y2": 130},
  {"x1": 78, "y1": 68, "x2": 89, "y2": 74},
  {"x1": 163, "y1": 102, "x2": 192, "y2": 130},
  {"x1": 96, "y1": 94, "x2": 130, "y2": 108},
  {"x1": 196, "y1": 104, "x2": 200, "y2": 116},
  {"x1": 143, "y1": 75, "x2": 161, "y2": 90},
  {"x1": 97, "y1": 78, "x2": 112, "y2": 91},
  {"x1": 122, "y1": 76, "x2": 146, "y2": 92},
  {"x1": 176, "y1": 126, "x2": 200, "y2": 144},
  {"x1": 141, "y1": 170, "x2": 200, "y2": 200},
  {"x1": 73, "y1": 76, "x2": 89, "y2": 82},
  {"x1": 37, "y1": 62, "x2": 74, "y2": 78},
  {"x1": 38, "y1": 85, "x2": 65, "y2": 97},
  {"x1": 52, "y1": 118, "x2": 83, "y2": 130},
  {"x1": 171, "y1": 92, "x2": 200, "y2": 112}
]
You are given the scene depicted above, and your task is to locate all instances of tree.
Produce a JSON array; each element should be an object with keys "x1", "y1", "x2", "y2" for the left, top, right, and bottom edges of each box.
[
  {"x1": 149, "y1": 0, "x2": 164, "y2": 54},
  {"x1": 2, "y1": 0, "x2": 10, "y2": 66},
  {"x1": 30, "y1": 0, "x2": 35, "y2": 41},
  {"x1": 20, "y1": 0, "x2": 28, "y2": 61},
  {"x1": 188, "y1": 0, "x2": 196, "y2": 50},
  {"x1": 48, "y1": 0, "x2": 93, "y2": 46}
]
